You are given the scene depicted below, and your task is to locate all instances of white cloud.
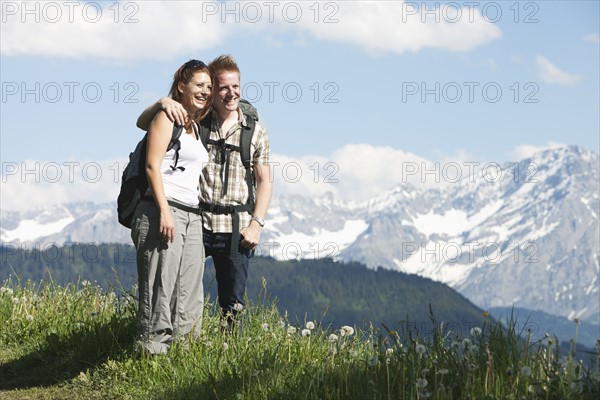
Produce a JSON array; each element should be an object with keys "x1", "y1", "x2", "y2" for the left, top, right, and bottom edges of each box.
[
  {"x1": 1, "y1": 158, "x2": 126, "y2": 212},
  {"x1": 508, "y1": 142, "x2": 566, "y2": 160},
  {"x1": 299, "y1": 1, "x2": 502, "y2": 55},
  {"x1": 1, "y1": 1, "x2": 502, "y2": 60},
  {"x1": 536, "y1": 56, "x2": 581, "y2": 86},
  {"x1": 271, "y1": 144, "x2": 442, "y2": 202},
  {"x1": 583, "y1": 33, "x2": 600, "y2": 45},
  {"x1": 0, "y1": 2, "x2": 228, "y2": 61}
]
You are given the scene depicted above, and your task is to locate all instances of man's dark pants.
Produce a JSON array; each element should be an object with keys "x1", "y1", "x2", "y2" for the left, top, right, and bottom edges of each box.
[{"x1": 203, "y1": 229, "x2": 251, "y2": 325}]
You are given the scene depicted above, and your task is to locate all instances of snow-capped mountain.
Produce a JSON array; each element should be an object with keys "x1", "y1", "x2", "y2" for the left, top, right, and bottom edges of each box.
[{"x1": 2, "y1": 146, "x2": 598, "y2": 325}]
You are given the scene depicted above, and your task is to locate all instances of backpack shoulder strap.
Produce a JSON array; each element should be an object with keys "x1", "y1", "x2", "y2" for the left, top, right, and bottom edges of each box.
[
  {"x1": 239, "y1": 115, "x2": 256, "y2": 169},
  {"x1": 166, "y1": 124, "x2": 185, "y2": 171},
  {"x1": 198, "y1": 114, "x2": 212, "y2": 151},
  {"x1": 166, "y1": 124, "x2": 184, "y2": 151}
]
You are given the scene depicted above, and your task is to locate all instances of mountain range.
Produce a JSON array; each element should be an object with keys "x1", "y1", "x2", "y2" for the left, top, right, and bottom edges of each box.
[{"x1": 2, "y1": 146, "x2": 599, "y2": 327}]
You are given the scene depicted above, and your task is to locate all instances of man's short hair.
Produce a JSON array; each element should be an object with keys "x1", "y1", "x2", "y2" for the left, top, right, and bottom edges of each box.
[{"x1": 208, "y1": 54, "x2": 240, "y2": 80}]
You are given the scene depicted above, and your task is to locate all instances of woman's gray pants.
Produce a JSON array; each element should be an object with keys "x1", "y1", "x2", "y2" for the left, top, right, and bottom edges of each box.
[{"x1": 131, "y1": 200, "x2": 204, "y2": 354}]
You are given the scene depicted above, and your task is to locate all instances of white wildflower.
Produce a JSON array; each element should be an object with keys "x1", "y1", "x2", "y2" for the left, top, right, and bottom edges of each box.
[
  {"x1": 222, "y1": 342, "x2": 229, "y2": 351},
  {"x1": 233, "y1": 303, "x2": 244, "y2": 312},
  {"x1": 415, "y1": 378, "x2": 428, "y2": 389},
  {"x1": 415, "y1": 344, "x2": 427, "y2": 355},
  {"x1": 520, "y1": 366, "x2": 532, "y2": 377},
  {"x1": 328, "y1": 333, "x2": 339, "y2": 342},
  {"x1": 385, "y1": 348, "x2": 394, "y2": 357},
  {"x1": 305, "y1": 321, "x2": 315, "y2": 330},
  {"x1": 261, "y1": 323, "x2": 269, "y2": 332},
  {"x1": 287, "y1": 326, "x2": 297, "y2": 335},
  {"x1": 26, "y1": 314, "x2": 34, "y2": 322},
  {"x1": 470, "y1": 327, "x2": 482, "y2": 337},
  {"x1": 12, "y1": 297, "x2": 19, "y2": 305},
  {"x1": 82, "y1": 280, "x2": 90, "y2": 287},
  {"x1": 301, "y1": 329, "x2": 311, "y2": 337},
  {"x1": 340, "y1": 325, "x2": 354, "y2": 336}
]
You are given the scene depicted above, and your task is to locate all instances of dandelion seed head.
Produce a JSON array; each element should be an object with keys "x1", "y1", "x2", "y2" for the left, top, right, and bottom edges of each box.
[
  {"x1": 528, "y1": 385, "x2": 536, "y2": 394},
  {"x1": 12, "y1": 297, "x2": 19, "y2": 305},
  {"x1": 261, "y1": 323, "x2": 269, "y2": 332},
  {"x1": 301, "y1": 329, "x2": 311, "y2": 337},
  {"x1": 470, "y1": 327, "x2": 482, "y2": 337},
  {"x1": 341, "y1": 325, "x2": 354, "y2": 336},
  {"x1": 415, "y1": 344, "x2": 427, "y2": 355},
  {"x1": 305, "y1": 321, "x2": 315, "y2": 330},
  {"x1": 438, "y1": 368, "x2": 449, "y2": 375},
  {"x1": 385, "y1": 348, "x2": 394, "y2": 357},
  {"x1": 82, "y1": 280, "x2": 90, "y2": 287},
  {"x1": 328, "y1": 333, "x2": 339, "y2": 342},
  {"x1": 26, "y1": 314, "x2": 34, "y2": 322},
  {"x1": 287, "y1": 326, "x2": 297, "y2": 335},
  {"x1": 0, "y1": 287, "x2": 6, "y2": 294},
  {"x1": 222, "y1": 342, "x2": 229, "y2": 351},
  {"x1": 233, "y1": 303, "x2": 244, "y2": 312}
]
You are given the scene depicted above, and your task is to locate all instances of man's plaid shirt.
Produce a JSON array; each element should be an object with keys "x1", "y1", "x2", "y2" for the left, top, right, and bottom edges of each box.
[{"x1": 199, "y1": 108, "x2": 270, "y2": 233}]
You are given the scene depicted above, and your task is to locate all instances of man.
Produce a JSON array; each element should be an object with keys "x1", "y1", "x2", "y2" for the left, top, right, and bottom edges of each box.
[{"x1": 137, "y1": 55, "x2": 272, "y2": 327}]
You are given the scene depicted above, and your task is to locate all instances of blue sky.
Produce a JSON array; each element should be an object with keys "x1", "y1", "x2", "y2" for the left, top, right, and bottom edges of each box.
[{"x1": 1, "y1": 1, "x2": 599, "y2": 211}]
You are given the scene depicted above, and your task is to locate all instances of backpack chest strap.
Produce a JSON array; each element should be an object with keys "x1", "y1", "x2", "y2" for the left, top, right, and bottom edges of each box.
[{"x1": 205, "y1": 138, "x2": 243, "y2": 198}]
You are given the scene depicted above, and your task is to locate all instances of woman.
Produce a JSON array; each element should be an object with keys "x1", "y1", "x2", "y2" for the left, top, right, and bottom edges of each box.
[{"x1": 131, "y1": 59, "x2": 211, "y2": 355}]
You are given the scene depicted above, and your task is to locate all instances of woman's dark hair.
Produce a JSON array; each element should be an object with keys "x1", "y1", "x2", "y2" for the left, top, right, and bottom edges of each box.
[{"x1": 168, "y1": 59, "x2": 211, "y2": 121}]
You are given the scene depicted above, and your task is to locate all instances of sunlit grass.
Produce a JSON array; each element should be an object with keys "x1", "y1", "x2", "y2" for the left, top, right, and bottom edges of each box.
[{"x1": 0, "y1": 277, "x2": 598, "y2": 399}]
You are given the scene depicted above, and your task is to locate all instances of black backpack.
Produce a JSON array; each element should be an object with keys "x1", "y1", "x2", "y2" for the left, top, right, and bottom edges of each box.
[{"x1": 117, "y1": 124, "x2": 186, "y2": 228}]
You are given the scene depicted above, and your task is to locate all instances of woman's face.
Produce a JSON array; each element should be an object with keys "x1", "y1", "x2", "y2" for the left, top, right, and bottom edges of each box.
[{"x1": 178, "y1": 71, "x2": 211, "y2": 113}]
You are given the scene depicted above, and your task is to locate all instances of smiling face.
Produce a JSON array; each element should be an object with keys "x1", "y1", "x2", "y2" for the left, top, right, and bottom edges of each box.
[
  {"x1": 212, "y1": 70, "x2": 240, "y2": 116},
  {"x1": 178, "y1": 71, "x2": 211, "y2": 116}
]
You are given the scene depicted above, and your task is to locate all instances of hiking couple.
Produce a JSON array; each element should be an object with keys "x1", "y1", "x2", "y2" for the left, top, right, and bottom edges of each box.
[{"x1": 129, "y1": 55, "x2": 272, "y2": 354}]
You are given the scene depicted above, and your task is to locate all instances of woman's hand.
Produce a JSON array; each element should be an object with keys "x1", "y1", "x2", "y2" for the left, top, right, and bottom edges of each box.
[
  {"x1": 159, "y1": 97, "x2": 188, "y2": 127},
  {"x1": 159, "y1": 208, "x2": 176, "y2": 243}
]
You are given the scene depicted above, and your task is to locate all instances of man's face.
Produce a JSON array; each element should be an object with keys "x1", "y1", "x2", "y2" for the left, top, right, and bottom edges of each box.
[{"x1": 213, "y1": 70, "x2": 240, "y2": 115}]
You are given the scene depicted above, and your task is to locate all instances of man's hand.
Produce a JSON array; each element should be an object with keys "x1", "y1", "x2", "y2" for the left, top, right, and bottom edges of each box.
[
  {"x1": 158, "y1": 97, "x2": 188, "y2": 126},
  {"x1": 240, "y1": 222, "x2": 262, "y2": 249}
]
